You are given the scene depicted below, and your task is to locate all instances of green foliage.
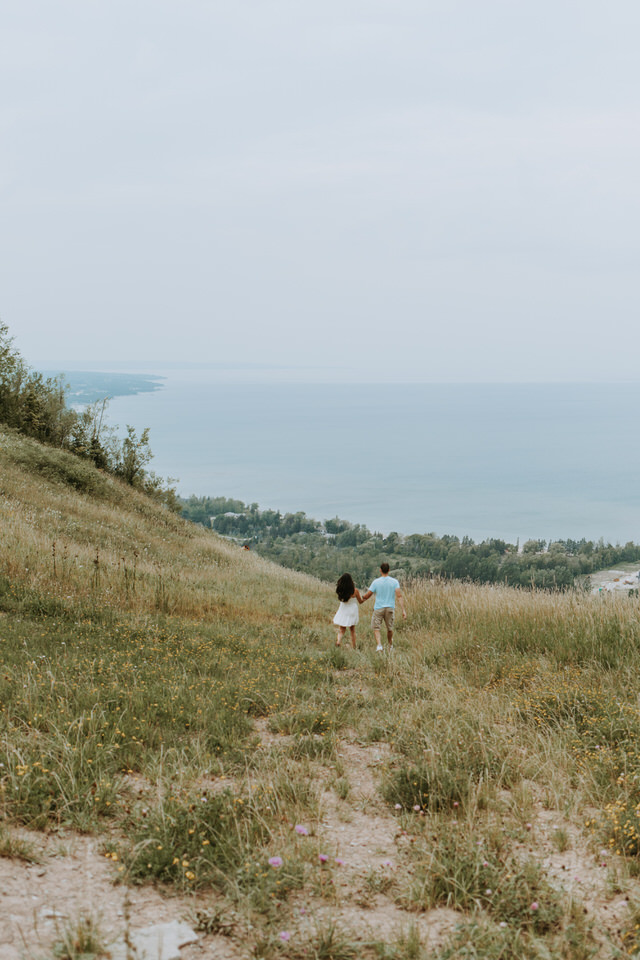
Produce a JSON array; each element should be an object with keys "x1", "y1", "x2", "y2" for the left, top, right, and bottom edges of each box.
[
  {"x1": 108, "y1": 788, "x2": 272, "y2": 889},
  {"x1": 114, "y1": 425, "x2": 153, "y2": 485},
  {"x1": 0, "y1": 321, "x2": 177, "y2": 510},
  {"x1": 288, "y1": 734, "x2": 337, "y2": 761},
  {"x1": 50, "y1": 910, "x2": 109, "y2": 959},
  {"x1": 383, "y1": 735, "x2": 511, "y2": 813},
  {"x1": 0, "y1": 323, "x2": 75, "y2": 446},
  {"x1": 407, "y1": 830, "x2": 564, "y2": 934},
  {"x1": 433, "y1": 921, "x2": 538, "y2": 960},
  {"x1": 180, "y1": 494, "x2": 246, "y2": 526},
  {"x1": 0, "y1": 823, "x2": 40, "y2": 862},
  {"x1": 179, "y1": 489, "x2": 640, "y2": 591},
  {"x1": 8, "y1": 436, "x2": 111, "y2": 496},
  {"x1": 514, "y1": 675, "x2": 640, "y2": 799}
]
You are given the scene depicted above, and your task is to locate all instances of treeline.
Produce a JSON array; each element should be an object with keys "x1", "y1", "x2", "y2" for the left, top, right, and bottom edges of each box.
[
  {"x1": 180, "y1": 494, "x2": 640, "y2": 589},
  {"x1": 0, "y1": 322, "x2": 177, "y2": 509}
]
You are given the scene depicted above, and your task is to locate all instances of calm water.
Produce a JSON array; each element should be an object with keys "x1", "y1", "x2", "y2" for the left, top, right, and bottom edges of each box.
[{"x1": 107, "y1": 375, "x2": 640, "y2": 543}]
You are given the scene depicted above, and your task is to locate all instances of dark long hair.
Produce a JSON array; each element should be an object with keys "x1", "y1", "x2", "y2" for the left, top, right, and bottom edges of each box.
[{"x1": 336, "y1": 572, "x2": 355, "y2": 603}]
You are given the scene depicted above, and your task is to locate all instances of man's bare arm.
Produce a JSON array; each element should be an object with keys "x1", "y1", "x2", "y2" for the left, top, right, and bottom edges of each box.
[{"x1": 396, "y1": 587, "x2": 407, "y2": 619}]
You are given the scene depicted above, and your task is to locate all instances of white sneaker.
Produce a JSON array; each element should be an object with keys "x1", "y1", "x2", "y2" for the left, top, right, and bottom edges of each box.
[{"x1": 376, "y1": 644, "x2": 383, "y2": 652}]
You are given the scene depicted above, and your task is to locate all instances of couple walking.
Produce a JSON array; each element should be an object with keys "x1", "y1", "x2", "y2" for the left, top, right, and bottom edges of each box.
[{"x1": 333, "y1": 563, "x2": 407, "y2": 651}]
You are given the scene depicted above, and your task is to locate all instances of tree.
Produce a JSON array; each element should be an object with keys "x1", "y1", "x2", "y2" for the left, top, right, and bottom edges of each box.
[
  {"x1": 115, "y1": 426, "x2": 153, "y2": 485},
  {"x1": 522, "y1": 539, "x2": 545, "y2": 554}
]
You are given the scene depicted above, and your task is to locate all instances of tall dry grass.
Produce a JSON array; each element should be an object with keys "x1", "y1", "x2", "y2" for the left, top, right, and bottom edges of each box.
[
  {"x1": 0, "y1": 427, "x2": 328, "y2": 623},
  {"x1": 407, "y1": 576, "x2": 640, "y2": 671},
  {"x1": 4, "y1": 427, "x2": 640, "y2": 957}
]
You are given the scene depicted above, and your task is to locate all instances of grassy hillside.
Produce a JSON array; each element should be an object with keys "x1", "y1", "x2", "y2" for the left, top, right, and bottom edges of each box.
[{"x1": 2, "y1": 427, "x2": 640, "y2": 958}]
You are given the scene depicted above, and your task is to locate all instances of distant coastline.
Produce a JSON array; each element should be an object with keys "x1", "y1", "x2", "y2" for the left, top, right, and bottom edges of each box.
[{"x1": 43, "y1": 371, "x2": 165, "y2": 406}]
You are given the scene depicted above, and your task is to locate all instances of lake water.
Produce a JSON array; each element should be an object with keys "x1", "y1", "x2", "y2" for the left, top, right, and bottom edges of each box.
[{"x1": 106, "y1": 374, "x2": 640, "y2": 544}]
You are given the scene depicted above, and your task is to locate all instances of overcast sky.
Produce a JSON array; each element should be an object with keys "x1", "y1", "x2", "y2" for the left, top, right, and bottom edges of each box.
[{"x1": 2, "y1": 1, "x2": 640, "y2": 381}]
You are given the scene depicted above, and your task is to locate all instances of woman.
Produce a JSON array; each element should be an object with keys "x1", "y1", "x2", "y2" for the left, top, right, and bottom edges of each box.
[{"x1": 333, "y1": 572, "x2": 364, "y2": 649}]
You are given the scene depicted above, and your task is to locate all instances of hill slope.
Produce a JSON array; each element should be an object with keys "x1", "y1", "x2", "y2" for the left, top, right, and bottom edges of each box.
[{"x1": 2, "y1": 428, "x2": 640, "y2": 959}]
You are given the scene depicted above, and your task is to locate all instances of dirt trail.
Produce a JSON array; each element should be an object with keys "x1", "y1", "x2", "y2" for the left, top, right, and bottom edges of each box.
[{"x1": 0, "y1": 732, "x2": 634, "y2": 958}]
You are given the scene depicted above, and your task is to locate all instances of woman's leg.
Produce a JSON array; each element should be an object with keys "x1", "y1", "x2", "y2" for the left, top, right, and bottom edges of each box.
[
  {"x1": 348, "y1": 625, "x2": 357, "y2": 649},
  {"x1": 336, "y1": 626, "x2": 346, "y2": 646}
]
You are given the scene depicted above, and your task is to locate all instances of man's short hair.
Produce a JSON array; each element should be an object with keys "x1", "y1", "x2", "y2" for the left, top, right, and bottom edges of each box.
[{"x1": 380, "y1": 562, "x2": 390, "y2": 574}]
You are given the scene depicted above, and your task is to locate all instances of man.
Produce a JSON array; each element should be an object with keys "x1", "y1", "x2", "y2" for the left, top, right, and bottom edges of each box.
[{"x1": 360, "y1": 562, "x2": 407, "y2": 651}]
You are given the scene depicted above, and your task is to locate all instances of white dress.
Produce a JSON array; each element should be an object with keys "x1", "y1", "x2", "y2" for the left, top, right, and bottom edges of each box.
[{"x1": 333, "y1": 597, "x2": 359, "y2": 627}]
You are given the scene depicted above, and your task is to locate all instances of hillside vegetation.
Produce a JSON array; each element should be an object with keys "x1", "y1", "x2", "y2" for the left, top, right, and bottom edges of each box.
[
  {"x1": 181, "y1": 494, "x2": 640, "y2": 590},
  {"x1": 3, "y1": 429, "x2": 640, "y2": 958}
]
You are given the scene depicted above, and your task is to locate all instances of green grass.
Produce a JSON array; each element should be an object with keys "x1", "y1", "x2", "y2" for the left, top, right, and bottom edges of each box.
[
  {"x1": 3, "y1": 429, "x2": 640, "y2": 957},
  {"x1": 49, "y1": 910, "x2": 109, "y2": 959}
]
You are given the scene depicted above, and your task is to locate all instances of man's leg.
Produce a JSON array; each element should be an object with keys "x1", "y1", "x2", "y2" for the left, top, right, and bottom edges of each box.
[
  {"x1": 372, "y1": 610, "x2": 383, "y2": 651},
  {"x1": 386, "y1": 609, "x2": 395, "y2": 648}
]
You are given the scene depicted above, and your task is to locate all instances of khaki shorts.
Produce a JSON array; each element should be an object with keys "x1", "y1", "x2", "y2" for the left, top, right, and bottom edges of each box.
[{"x1": 372, "y1": 607, "x2": 395, "y2": 631}]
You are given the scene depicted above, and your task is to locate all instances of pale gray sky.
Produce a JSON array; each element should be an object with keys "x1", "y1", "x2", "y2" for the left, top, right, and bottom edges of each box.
[{"x1": 2, "y1": 1, "x2": 640, "y2": 381}]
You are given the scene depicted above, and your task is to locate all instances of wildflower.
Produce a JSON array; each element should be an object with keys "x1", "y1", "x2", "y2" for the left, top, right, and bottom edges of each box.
[
  {"x1": 530, "y1": 902, "x2": 539, "y2": 910},
  {"x1": 485, "y1": 889, "x2": 492, "y2": 895},
  {"x1": 334, "y1": 858, "x2": 344, "y2": 866},
  {"x1": 318, "y1": 854, "x2": 328, "y2": 863},
  {"x1": 295, "y1": 825, "x2": 309, "y2": 835},
  {"x1": 268, "y1": 856, "x2": 283, "y2": 868},
  {"x1": 279, "y1": 931, "x2": 291, "y2": 942},
  {"x1": 394, "y1": 803, "x2": 402, "y2": 810},
  {"x1": 413, "y1": 805, "x2": 420, "y2": 812}
]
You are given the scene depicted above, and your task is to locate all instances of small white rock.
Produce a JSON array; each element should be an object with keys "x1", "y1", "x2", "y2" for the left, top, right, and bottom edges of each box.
[{"x1": 109, "y1": 920, "x2": 198, "y2": 960}]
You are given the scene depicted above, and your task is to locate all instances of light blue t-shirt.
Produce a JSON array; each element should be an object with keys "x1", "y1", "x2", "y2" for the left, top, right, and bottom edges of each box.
[{"x1": 368, "y1": 575, "x2": 400, "y2": 609}]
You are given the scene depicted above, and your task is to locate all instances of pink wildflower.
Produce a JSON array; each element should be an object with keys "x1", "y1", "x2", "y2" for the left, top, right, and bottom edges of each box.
[{"x1": 268, "y1": 856, "x2": 283, "y2": 868}]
